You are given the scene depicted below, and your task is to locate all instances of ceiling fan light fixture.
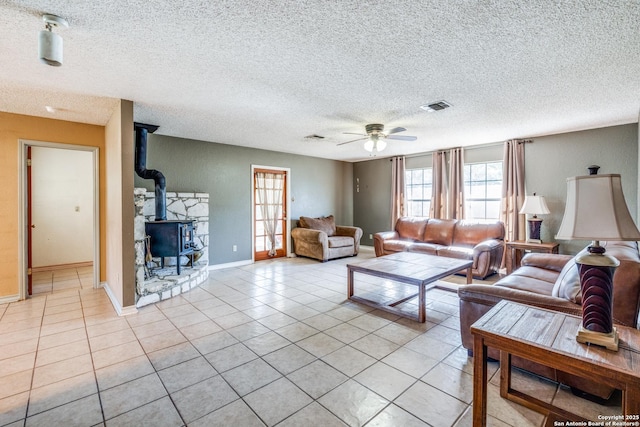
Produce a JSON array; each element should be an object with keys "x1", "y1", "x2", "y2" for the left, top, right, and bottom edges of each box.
[
  {"x1": 364, "y1": 139, "x2": 374, "y2": 152},
  {"x1": 364, "y1": 135, "x2": 386, "y2": 152}
]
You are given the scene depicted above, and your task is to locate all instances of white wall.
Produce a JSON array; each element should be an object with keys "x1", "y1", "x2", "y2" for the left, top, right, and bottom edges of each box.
[{"x1": 32, "y1": 147, "x2": 93, "y2": 267}]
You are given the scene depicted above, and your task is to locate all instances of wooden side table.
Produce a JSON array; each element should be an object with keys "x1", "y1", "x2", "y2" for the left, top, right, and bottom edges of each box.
[
  {"x1": 505, "y1": 240, "x2": 559, "y2": 274},
  {"x1": 471, "y1": 300, "x2": 640, "y2": 426}
]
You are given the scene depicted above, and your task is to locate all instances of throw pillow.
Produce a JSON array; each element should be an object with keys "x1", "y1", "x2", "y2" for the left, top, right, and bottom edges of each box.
[
  {"x1": 552, "y1": 256, "x2": 581, "y2": 303},
  {"x1": 299, "y1": 215, "x2": 336, "y2": 236}
]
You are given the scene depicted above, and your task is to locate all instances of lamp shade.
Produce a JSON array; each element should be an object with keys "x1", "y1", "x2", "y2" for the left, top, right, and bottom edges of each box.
[
  {"x1": 555, "y1": 174, "x2": 640, "y2": 241},
  {"x1": 519, "y1": 194, "x2": 550, "y2": 215}
]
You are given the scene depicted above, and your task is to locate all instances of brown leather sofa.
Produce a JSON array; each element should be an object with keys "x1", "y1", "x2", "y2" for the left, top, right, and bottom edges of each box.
[
  {"x1": 291, "y1": 215, "x2": 363, "y2": 262},
  {"x1": 458, "y1": 240, "x2": 640, "y2": 400},
  {"x1": 374, "y1": 217, "x2": 505, "y2": 279}
]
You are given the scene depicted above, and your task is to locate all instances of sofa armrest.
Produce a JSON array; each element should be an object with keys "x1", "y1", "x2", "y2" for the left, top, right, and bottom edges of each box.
[
  {"x1": 373, "y1": 231, "x2": 398, "y2": 256},
  {"x1": 458, "y1": 284, "x2": 581, "y2": 313},
  {"x1": 336, "y1": 226, "x2": 363, "y2": 253},
  {"x1": 470, "y1": 239, "x2": 504, "y2": 279},
  {"x1": 521, "y1": 253, "x2": 573, "y2": 272},
  {"x1": 291, "y1": 227, "x2": 328, "y2": 244},
  {"x1": 473, "y1": 239, "x2": 503, "y2": 253},
  {"x1": 458, "y1": 284, "x2": 581, "y2": 350},
  {"x1": 335, "y1": 226, "x2": 362, "y2": 239},
  {"x1": 291, "y1": 227, "x2": 329, "y2": 261}
]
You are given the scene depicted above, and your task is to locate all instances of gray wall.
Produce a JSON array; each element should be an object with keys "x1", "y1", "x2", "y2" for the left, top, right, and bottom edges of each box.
[
  {"x1": 525, "y1": 123, "x2": 638, "y2": 254},
  {"x1": 353, "y1": 123, "x2": 639, "y2": 255},
  {"x1": 135, "y1": 134, "x2": 353, "y2": 265},
  {"x1": 353, "y1": 158, "x2": 392, "y2": 246}
]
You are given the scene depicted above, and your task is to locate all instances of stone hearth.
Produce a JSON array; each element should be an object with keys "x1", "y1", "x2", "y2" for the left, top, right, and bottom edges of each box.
[{"x1": 134, "y1": 188, "x2": 209, "y2": 308}]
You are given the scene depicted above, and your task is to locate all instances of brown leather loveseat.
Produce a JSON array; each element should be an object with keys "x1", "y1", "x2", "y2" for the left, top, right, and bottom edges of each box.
[
  {"x1": 374, "y1": 217, "x2": 505, "y2": 279},
  {"x1": 458, "y1": 241, "x2": 640, "y2": 400}
]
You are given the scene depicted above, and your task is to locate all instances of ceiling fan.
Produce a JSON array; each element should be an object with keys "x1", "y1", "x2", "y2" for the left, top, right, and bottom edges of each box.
[{"x1": 337, "y1": 123, "x2": 417, "y2": 152}]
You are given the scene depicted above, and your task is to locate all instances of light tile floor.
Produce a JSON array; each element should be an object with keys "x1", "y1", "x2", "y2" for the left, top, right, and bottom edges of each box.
[{"x1": 1, "y1": 249, "x2": 622, "y2": 426}]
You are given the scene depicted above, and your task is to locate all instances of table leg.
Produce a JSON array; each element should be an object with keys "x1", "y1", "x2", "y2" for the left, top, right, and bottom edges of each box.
[
  {"x1": 512, "y1": 247, "x2": 517, "y2": 274},
  {"x1": 623, "y1": 386, "x2": 640, "y2": 418},
  {"x1": 466, "y1": 267, "x2": 472, "y2": 284},
  {"x1": 473, "y1": 335, "x2": 488, "y2": 427},
  {"x1": 418, "y1": 283, "x2": 425, "y2": 323},
  {"x1": 347, "y1": 267, "x2": 354, "y2": 298},
  {"x1": 500, "y1": 351, "x2": 512, "y2": 398}
]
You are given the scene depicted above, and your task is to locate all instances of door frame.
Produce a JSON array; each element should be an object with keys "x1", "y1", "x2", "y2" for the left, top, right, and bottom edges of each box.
[
  {"x1": 18, "y1": 139, "x2": 100, "y2": 300},
  {"x1": 250, "y1": 165, "x2": 292, "y2": 262}
]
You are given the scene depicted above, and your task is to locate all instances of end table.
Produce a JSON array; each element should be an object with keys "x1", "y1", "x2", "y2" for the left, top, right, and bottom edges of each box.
[{"x1": 506, "y1": 240, "x2": 559, "y2": 274}]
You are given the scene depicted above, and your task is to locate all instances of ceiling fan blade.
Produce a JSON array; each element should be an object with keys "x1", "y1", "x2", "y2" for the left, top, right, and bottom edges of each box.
[
  {"x1": 386, "y1": 127, "x2": 407, "y2": 135},
  {"x1": 342, "y1": 132, "x2": 367, "y2": 136},
  {"x1": 386, "y1": 135, "x2": 417, "y2": 141},
  {"x1": 337, "y1": 137, "x2": 368, "y2": 146}
]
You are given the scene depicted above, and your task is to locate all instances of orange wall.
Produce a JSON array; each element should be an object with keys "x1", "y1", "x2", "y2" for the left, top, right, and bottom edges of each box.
[{"x1": 0, "y1": 112, "x2": 106, "y2": 298}]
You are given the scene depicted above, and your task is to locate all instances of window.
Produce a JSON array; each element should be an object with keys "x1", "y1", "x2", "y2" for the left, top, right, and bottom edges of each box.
[
  {"x1": 464, "y1": 161, "x2": 503, "y2": 221},
  {"x1": 405, "y1": 168, "x2": 432, "y2": 217}
]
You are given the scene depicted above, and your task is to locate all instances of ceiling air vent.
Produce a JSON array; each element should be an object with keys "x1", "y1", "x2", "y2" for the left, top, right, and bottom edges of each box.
[
  {"x1": 420, "y1": 100, "x2": 451, "y2": 112},
  {"x1": 304, "y1": 134, "x2": 325, "y2": 140}
]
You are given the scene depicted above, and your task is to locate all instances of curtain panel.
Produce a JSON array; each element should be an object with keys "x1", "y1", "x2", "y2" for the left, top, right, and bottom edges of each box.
[
  {"x1": 390, "y1": 156, "x2": 406, "y2": 227},
  {"x1": 430, "y1": 151, "x2": 448, "y2": 219},
  {"x1": 447, "y1": 147, "x2": 465, "y2": 220},
  {"x1": 500, "y1": 139, "x2": 526, "y2": 247}
]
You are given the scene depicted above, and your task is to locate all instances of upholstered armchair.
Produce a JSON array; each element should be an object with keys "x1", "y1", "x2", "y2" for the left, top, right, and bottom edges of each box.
[{"x1": 291, "y1": 215, "x2": 363, "y2": 262}]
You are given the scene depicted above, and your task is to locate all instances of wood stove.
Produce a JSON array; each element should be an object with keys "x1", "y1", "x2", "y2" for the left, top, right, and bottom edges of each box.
[{"x1": 145, "y1": 220, "x2": 195, "y2": 275}]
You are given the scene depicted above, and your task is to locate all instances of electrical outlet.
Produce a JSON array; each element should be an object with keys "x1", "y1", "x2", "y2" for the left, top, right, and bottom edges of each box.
[
  {"x1": 369, "y1": 234, "x2": 373, "y2": 240},
  {"x1": 232, "y1": 245, "x2": 237, "y2": 252}
]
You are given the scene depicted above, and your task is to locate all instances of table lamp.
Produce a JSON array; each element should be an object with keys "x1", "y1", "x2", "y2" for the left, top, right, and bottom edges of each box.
[
  {"x1": 519, "y1": 193, "x2": 550, "y2": 243},
  {"x1": 555, "y1": 170, "x2": 640, "y2": 351}
]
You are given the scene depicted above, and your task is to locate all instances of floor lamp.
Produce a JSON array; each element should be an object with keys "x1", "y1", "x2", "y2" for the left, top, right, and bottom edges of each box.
[{"x1": 555, "y1": 172, "x2": 640, "y2": 351}]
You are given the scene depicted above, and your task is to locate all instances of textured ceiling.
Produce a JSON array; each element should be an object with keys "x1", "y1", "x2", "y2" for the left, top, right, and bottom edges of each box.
[{"x1": 1, "y1": 1, "x2": 639, "y2": 162}]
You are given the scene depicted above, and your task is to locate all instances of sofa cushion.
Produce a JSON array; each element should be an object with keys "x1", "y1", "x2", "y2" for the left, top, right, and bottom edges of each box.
[
  {"x1": 437, "y1": 246, "x2": 474, "y2": 260},
  {"x1": 423, "y1": 219, "x2": 455, "y2": 246},
  {"x1": 497, "y1": 266, "x2": 557, "y2": 295},
  {"x1": 409, "y1": 242, "x2": 441, "y2": 255},
  {"x1": 328, "y1": 236, "x2": 353, "y2": 248},
  {"x1": 552, "y1": 256, "x2": 581, "y2": 303},
  {"x1": 395, "y1": 217, "x2": 428, "y2": 241},
  {"x1": 452, "y1": 221, "x2": 505, "y2": 248},
  {"x1": 383, "y1": 239, "x2": 413, "y2": 253},
  {"x1": 299, "y1": 215, "x2": 336, "y2": 236}
]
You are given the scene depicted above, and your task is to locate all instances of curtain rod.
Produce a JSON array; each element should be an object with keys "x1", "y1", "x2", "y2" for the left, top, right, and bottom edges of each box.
[{"x1": 401, "y1": 138, "x2": 533, "y2": 159}]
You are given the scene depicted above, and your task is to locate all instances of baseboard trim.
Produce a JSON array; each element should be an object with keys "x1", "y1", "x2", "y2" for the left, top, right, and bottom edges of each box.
[
  {"x1": 33, "y1": 262, "x2": 93, "y2": 273},
  {"x1": 101, "y1": 282, "x2": 138, "y2": 316},
  {"x1": 208, "y1": 259, "x2": 253, "y2": 270},
  {"x1": 0, "y1": 294, "x2": 20, "y2": 304}
]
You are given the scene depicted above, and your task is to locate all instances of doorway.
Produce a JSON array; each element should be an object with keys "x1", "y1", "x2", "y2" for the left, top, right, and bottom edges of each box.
[
  {"x1": 19, "y1": 140, "x2": 100, "y2": 299},
  {"x1": 252, "y1": 166, "x2": 290, "y2": 261}
]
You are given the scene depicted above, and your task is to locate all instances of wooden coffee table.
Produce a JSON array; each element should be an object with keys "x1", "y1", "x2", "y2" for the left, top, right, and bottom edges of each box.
[
  {"x1": 471, "y1": 300, "x2": 640, "y2": 426},
  {"x1": 347, "y1": 252, "x2": 472, "y2": 323}
]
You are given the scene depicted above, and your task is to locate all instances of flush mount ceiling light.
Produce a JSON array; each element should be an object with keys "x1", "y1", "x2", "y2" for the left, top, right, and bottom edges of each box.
[{"x1": 39, "y1": 14, "x2": 69, "y2": 67}]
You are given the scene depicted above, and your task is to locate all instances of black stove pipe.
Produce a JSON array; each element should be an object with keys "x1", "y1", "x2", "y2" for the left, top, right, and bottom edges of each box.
[{"x1": 134, "y1": 122, "x2": 166, "y2": 221}]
